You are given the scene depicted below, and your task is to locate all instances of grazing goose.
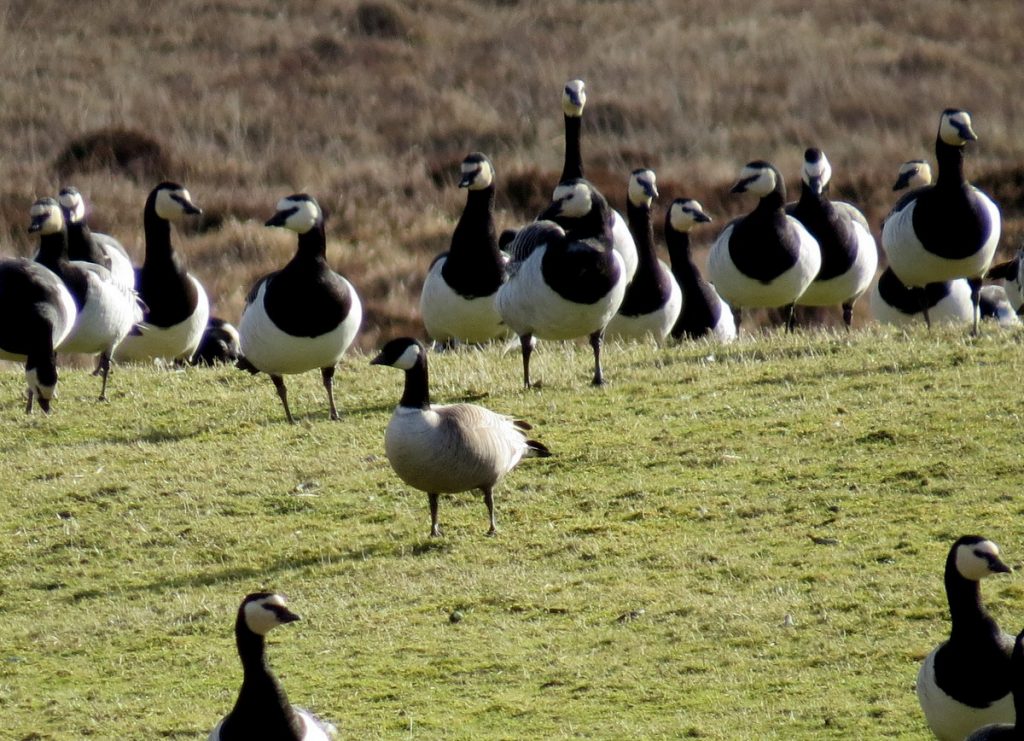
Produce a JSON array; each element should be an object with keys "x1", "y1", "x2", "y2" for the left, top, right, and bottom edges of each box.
[
  {"x1": 605, "y1": 168, "x2": 681, "y2": 342},
  {"x1": 978, "y1": 285, "x2": 1021, "y2": 328},
  {"x1": 918, "y1": 535, "x2": 1015, "y2": 741},
  {"x1": 0, "y1": 258, "x2": 76, "y2": 413},
  {"x1": 496, "y1": 179, "x2": 626, "y2": 387},
  {"x1": 57, "y1": 186, "x2": 135, "y2": 289},
  {"x1": 209, "y1": 592, "x2": 336, "y2": 741},
  {"x1": 987, "y1": 251, "x2": 1024, "y2": 317},
  {"x1": 882, "y1": 109, "x2": 1001, "y2": 333},
  {"x1": 964, "y1": 629, "x2": 1024, "y2": 740},
  {"x1": 113, "y1": 182, "x2": 209, "y2": 363},
  {"x1": 419, "y1": 152, "x2": 507, "y2": 345},
  {"x1": 237, "y1": 195, "x2": 362, "y2": 423},
  {"x1": 870, "y1": 267, "x2": 974, "y2": 327},
  {"x1": 707, "y1": 161, "x2": 822, "y2": 331},
  {"x1": 371, "y1": 337, "x2": 550, "y2": 536},
  {"x1": 191, "y1": 317, "x2": 242, "y2": 366},
  {"x1": 29, "y1": 198, "x2": 142, "y2": 400},
  {"x1": 665, "y1": 199, "x2": 735, "y2": 343},
  {"x1": 786, "y1": 148, "x2": 878, "y2": 328}
]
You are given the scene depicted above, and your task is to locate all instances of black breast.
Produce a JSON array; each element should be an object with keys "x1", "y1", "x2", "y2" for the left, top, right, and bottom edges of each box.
[
  {"x1": 541, "y1": 238, "x2": 621, "y2": 305},
  {"x1": 263, "y1": 261, "x2": 352, "y2": 337},
  {"x1": 728, "y1": 212, "x2": 801, "y2": 284},
  {"x1": 933, "y1": 634, "x2": 1014, "y2": 708},
  {"x1": 788, "y1": 198, "x2": 857, "y2": 281},
  {"x1": 876, "y1": 268, "x2": 950, "y2": 314},
  {"x1": 617, "y1": 264, "x2": 672, "y2": 317},
  {"x1": 137, "y1": 260, "x2": 199, "y2": 328},
  {"x1": 911, "y1": 185, "x2": 995, "y2": 261}
]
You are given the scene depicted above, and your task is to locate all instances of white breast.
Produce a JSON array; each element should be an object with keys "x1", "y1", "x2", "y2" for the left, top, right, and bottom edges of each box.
[
  {"x1": 57, "y1": 264, "x2": 140, "y2": 355},
  {"x1": 797, "y1": 219, "x2": 878, "y2": 306},
  {"x1": 917, "y1": 649, "x2": 1014, "y2": 741},
  {"x1": 610, "y1": 209, "x2": 638, "y2": 283},
  {"x1": 419, "y1": 257, "x2": 507, "y2": 344},
  {"x1": 113, "y1": 275, "x2": 209, "y2": 362}
]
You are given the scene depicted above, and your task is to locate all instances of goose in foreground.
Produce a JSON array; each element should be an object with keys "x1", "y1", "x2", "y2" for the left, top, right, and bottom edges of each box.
[
  {"x1": 665, "y1": 199, "x2": 735, "y2": 343},
  {"x1": 497, "y1": 179, "x2": 626, "y2": 387},
  {"x1": 0, "y1": 258, "x2": 76, "y2": 413},
  {"x1": 237, "y1": 195, "x2": 362, "y2": 423},
  {"x1": 917, "y1": 535, "x2": 1015, "y2": 741},
  {"x1": 113, "y1": 182, "x2": 209, "y2": 363},
  {"x1": 191, "y1": 317, "x2": 242, "y2": 366},
  {"x1": 869, "y1": 267, "x2": 974, "y2": 327},
  {"x1": 419, "y1": 152, "x2": 507, "y2": 345},
  {"x1": 30, "y1": 198, "x2": 142, "y2": 400},
  {"x1": 707, "y1": 161, "x2": 821, "y2": 331},
  {"x1": 882, "y1": 109, "x2": 1001, "y2": 333},
  {"x1": 209, "y1": 592, "x2": 336, "y2": 741},
  {"x1": 57, "y1": 186, "x2": 135, "y2": 289},
  {"x1": 964, "y1": 628, "x2": 1024, "y2": 740},
  {"x1": 605, "y1": 168, "x2": 681, "y2": 342},
  {"x1": 786, "y1": 148, "x2": 878, "y2": 328},
  {"x1": 371, "y1": 337, "x2": 550, "y2": 536}
]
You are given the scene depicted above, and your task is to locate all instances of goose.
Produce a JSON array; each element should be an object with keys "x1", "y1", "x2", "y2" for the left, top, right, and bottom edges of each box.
[
  {"x1": 706, "y1": 161, "x2": 822, "y2": 332},
  {"x1": 986, "y1": 251, "x2": 1024, "y2": 317},
  {"x1": 209, "y1": 592, "x2": 336, "y2": 741},
  {"x1": 29, "y1": 198, "x2": 141, "y2": 401},
  {"x1": 665, "y1": 199, "x2": 735, "y2": 343},
  {"x1": 237, "y1": 194, "x2": 362, "y2": 424},
  {"x1": 870, "y1": 267, "x2": 974, "y2": 327},
  {"x1": 605, "y1": 168, "x2": 681, "y2": 342},
  {"x1": 113, "y1": 182, "x2": 209, "y2": 363},
  {"x1": 892, "y1": 159, "x2": 933, "y2": 192},
  {"x1": 0, "y1": 258, "x2": 76, "y2": 413},
  {"x1": 371, "y1": 337, "x2": 550, "y2": 536},
  {"x1": 786, "y1": 148, "x2": 878, "y2": 328},
  {"x1": 978, "y1": 285, "x2": 1021, "y2": 328},
  {"x1": 419, "y1": 152, "x2": 507, "y2": 345},
  {"x1": 191, "y1": 317, "x2": 242, "y2": 366},
  {"x1": 496, "y1": 178, "x2": 626, "y2": 388},
  {"x1": 918, "y1": 535, "x2": 1015, "y2": 741},
  {"x1": 57, "y1": 186, "x2": 135, "y2": 289},
  {"x1": 882, "y1": 109, "x2": 1001, "y2": 334},
  {"x1": 964, "y1": 628, "x2": 1024, "y2": 740}
]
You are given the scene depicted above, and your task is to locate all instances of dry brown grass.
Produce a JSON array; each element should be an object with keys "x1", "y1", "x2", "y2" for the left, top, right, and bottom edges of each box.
[{"x1": 0, "y1": 0, "x2": 1021, "y2": 345}]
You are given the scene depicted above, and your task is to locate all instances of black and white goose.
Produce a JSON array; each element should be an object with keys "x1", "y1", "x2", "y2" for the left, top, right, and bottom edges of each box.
[
  {"x1": 113, "y1": 182, "x2": 209, "y2": 363},
  {"x1": 496, "y1": 179, "x2": 626, "y2": 387},
  {"x1": 870, "y1": 267, "x2": 974, "y2": 327},
  {"x1": 57, "y1": 186, "x2": 135, "y2": 289},
  {"x1": 191, "y1": 317, "x2": 242, "y2": 366},
  {"x1": 605, "y1": 168, "x2": 681, "y2": 342},
  {"x1": 986, "y1": 250, "x2": 1024, "y2": 318},
  {"x1": 786, "y1": 148, "x2": 878, "y2": 328},
  {"x1": 419, "y1": 152, "x2": 507, "y2": 345},
  {"x1": 707, "y1": 161, "x2": 821, "y2": 331},
  {"x1": 371, "y1": 337, "x2": 550, "y2": 537},
  {"x1": 0, "y1": 258, "x2": 76, "y2": 413},
  {"x1": 665, "y1": 198, "x2": 736, "y2": 343},
  {"x1": 209, "y1": 592, "x2": 336, "y2": 741},
  {"x1": 29, "y1": 198, "x2": 142, "y2": 400},
  {"x1": 892, "y1": 159, "x2": 933, "y2": 193},
  {"x1": 964, "y1": 628, "x2": 1024, "y2": 740},
  {"x1": 882, "y1": 109, "x2": 1001, "y2": 334},
  {"x1": 918, "y1": 535, "x2": 1015, "y2": 741},
  {"x1": 237, "y1": 194, "x2": 362, "y2": 424}
]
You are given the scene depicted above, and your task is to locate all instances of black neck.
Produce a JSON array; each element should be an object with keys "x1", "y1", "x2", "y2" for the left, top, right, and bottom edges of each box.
[
  {"x1": 665, "y1": 227, "x2": 700, "y2": 289},
  {"x1": 449, "y1": 186, "x2": 500, "y2": 262},
  {"x1": 143, "y1": 204, "x2": 177, "y2": 266},
  {"x1": 756, "y1": 186, "x2": 786, "y2": 215},
  {"x1": 561, "y1": 115, "x2": 583, "y2": 182},
  {"x1": 230, "y1": 621, "x2": 303, "y2": 738},
  {"x1": 65, "y1": 220, "x2": 105, "y2": 264},
  {"x1": 400, "y1": 355, "x2": 431, "y2": 410},
  {"x1": 945, "y1": 559, "x2": 1000, "y2": 641},
  {"x1": 296, "y1": 222, "x2": 328, "y2": 260},
  {"x1": 626, "y1": 198, "x2": 658, "y2": 276},
  {"x1": 935, "y1": 136, "x2": 967, "y2": 190},
  {"x1": 34, "y1": 230, "x2": 69, "y2": 268}
]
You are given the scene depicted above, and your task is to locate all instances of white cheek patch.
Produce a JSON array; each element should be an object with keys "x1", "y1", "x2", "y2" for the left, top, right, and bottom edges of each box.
[
  {"x1": 628, "y1": 171, "x2": 657, "y2": 206},
  {"x1": 804, "y1": 157, "x2": 832, "y2": 187},
  {"x1": 940, "y1": 112, "x2": 974, "y2": 145},
  {"x1": 393, "y1": 344, "x2": 422, "y2": 370},
  {"x1": 244, "y1": 594, "x2": 288, "y2": 635},
  {"x1": 956, "y1": 541, "x2": 1001, "y2": 580},
  {"x1": 59, "y1": 192, "x2": 86, "y2": 222},
  {"x1": 31, "y1": 202, "x2": 64, "y2": 234},
  {"x1": 283, "y1": 200, "x2": 320, "y2": 233},
  {"x1": 553, "y1": 184, "x2": 592, "y2": 218},
  {"x1": 26, "y1": 369, "x2": 56, "y2": 400},
  {"x1": 563, "y1": 80, "x2": 586, "y2": 117}
]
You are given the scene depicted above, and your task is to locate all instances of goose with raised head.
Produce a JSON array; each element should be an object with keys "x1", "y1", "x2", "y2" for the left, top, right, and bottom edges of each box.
[
  {"x1": 57, "y1": 186, "x2": 135, "y2": 290},
  {"x1": 371, "y1": 337, "x2": 550, "y2": 537},
  {"x1": 964, "y1": 628, "x2": 1024, "y2": 740},
  {"x1": 237, "y1": 194, "x2": 362, "y2": 424},
  {"x1": 892, "y1": 159, "x2": 933, "y2": 192}
]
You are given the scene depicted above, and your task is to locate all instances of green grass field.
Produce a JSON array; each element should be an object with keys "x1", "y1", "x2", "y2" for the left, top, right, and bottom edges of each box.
[{"x1": 2, "y1": 326, "x2": 1023, "y2": 739}]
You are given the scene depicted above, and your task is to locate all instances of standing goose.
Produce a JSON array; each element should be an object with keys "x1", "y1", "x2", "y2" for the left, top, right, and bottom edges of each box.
[
  {"x1": 605, "y1": 168, "x2": 681, "y2": 342},
  {"x1": 665, "y1": 198, "x2": 735, "y2": 343},
  {"x1": 371, "y1": 337, "x2": 550, "y2": 537},
  {"x1": 918, "y1": 535, "x2": 1015, "y2": 741},
  {"x1": 237, "y1": 194, "x2": 362, "y2": 424},
  {"x1": 496, "y1": 179, "x2": 626, "y2": 388},
  {"x1": 892, "y1": 159, "x2": 933, "y2": 192},
  {"x1": 113, "y1": 182, "x2": 209, "y2": 363},
  {"x1": 964, "y1": 629, "x2": 1024, "y2": 740},
  {"x1": 57, "y1": 186, "x2": 135, "y2": 289},
  {"x1": 882, "y1": 109, "x2": 1001, "y2": 333},
  {"x1": 707, "y1": 161, "x2": 821, "y2": 331},
  {"x1": 419, "y1": 152, "x2": 507, "y2": 345},
  {"x1": 209, "y1": 592, "x2": 336, "y2": 741},
  {"x1": 0, "y1": 258, "x2": 76, "y2": 413},
  {"x1": 786, "y1": 148, "x2": 878, "y2": 328},
  {"x1": 29, "y1": 198, "x2": 141, "y2": 400}
]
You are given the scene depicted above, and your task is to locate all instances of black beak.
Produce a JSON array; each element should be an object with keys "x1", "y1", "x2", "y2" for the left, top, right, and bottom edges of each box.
[
  {"x1": 369, "y1": 352, "x2": 386, "y2": 366},
  {"x1": 892, "y1": 172, "x2": 914, "y2": 191},
  {"x1": 28, "y1": 215, "x2": 47, "y2": 233},
  {"x1": 37, "y1": 396, "x2": 51, "y2": 413},
  {"x1": 695, "y1": 212, "x2": 712, "y2": 224},
  {"x1": 538, "y1": 201, "x2": 564, "y2": 221}
]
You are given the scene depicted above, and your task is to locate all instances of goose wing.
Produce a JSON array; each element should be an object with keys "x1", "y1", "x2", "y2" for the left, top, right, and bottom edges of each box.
[{"x1": 505, "y1": 220, "x2": 565, "y2": 267}]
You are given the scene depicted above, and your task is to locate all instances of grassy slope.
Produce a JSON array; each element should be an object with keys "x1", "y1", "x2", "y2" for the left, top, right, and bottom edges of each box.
[{"x1": 2, "y1": 327, "x2": 1024, "y2": 739}]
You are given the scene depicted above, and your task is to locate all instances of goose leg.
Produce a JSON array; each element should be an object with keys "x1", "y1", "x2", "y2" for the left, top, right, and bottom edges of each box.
[
  {"x1": 25, "y1": 389, "x2": 34, "y2": 415},
  {"x1": 785, "y1": 304, "x2": 797, "y2": 333},
  {"x1": 733, "y1": 306, "x2": 741, "y2": 334},
  {"x1": 842, "y1": 301, "x2": 854, "y2": 330},
  {"x1": 428, "y1": 493, "x2": 442, "y2": 537},
  {"x1": 321, "y1": 366, "x2": 338, "y2": 420},
  {"x1": 968, "y1": 277, "x2": 982, "y2": 336},
  {"x1": 97, "y1": 352, "x2": 112, "y2": 402},
  {"x1": 270, "y1": 374, "x2": 295, "y2": 424},
  {"x1": 482, "y1": 487, "x2": 497, "y2": 536},
  {"x1": 918, "y1": 290, "x2": 932, "y2": 330},
  {"x1": 520, "y1": 333, "x2": 535, "y2": 389},
  {"x1": 589, "y1": 329, "x2": 606, "y2": 386}
]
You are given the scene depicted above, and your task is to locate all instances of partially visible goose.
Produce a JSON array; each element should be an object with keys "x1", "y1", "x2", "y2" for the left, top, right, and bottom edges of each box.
[
  {"x1": 419, "y1": 152, "x2": 507, "y2": 345},
  {"x1": 882, "y1": 109, "x2": 1001, "y2": 334},
  {"x1": 987, "y1": 250, "x2": 1024, "y2": 317},
  {"x1": 371, "y1": 337, "x2": 550, "y2": 536},
  {"x1": 918, "y1": 535, "x2": 1015, "y2": 741},
  {"x1": 892, "y1": 159, "x2": 933, "y2": 192},
  {"x1": 978, "y1": 285, "x2": 1021, "y2": 328},
  {"x1": 0, "y1": 258, "x2": 76, "y2": 413},
  {"x1": 191, "y1": 317, "x2": 242, "y2": 366},
  {"x1": 113, "y1": 182, "x2": 209, "y2": 363},
  {"x1": 707, "y1": 161, "x2": 822, "y2": 331},
  {"x1": 57, "y1": 186, "x2": 135, "y2": 289},
  {"x1": 870, "y1": 268, "x2": 974, "y2": 327},
  {"x1": 605, "y1": 168, "x2": 681, "y2": 342},
  {"x1": 964, "y1": 628, "x2": 1024, "y2": 740},
  {"x1": 665, "y1": 199, "x2": 735, "y2": 343},
  {"x1": 237, "y1": 194, "x2": 362, "y2": 423},
  {"x1": 497, "y1": 179, "x2": 626, "y2": 387},
  {"x1": 209, "y1": 592, "x2": 336, "y2": 741}
]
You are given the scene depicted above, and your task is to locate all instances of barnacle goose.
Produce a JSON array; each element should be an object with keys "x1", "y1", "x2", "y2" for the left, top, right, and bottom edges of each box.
[
  {"x1": 978, "y1": 285, "x2": 1021, "y2": 328},
  {"x1": 30, "y1": 198, "x2": 141, "y2": 400},
  {"x1": 113, "y1": 182, "x2": 209, "y2": 363},
  {"x1": 917, "y1": 536, "x2": 1015, "y2": 741},
  {"x1": 786, "y1": 148, "x2": 878, "y2": 328},
  {"x1": 892, "y1": 160, "x2": 933, "y2": 192},
  {"x1": 191, "y1": 317, "x2": 242, "y2": 366},
  {"x1": 605, "y1": 168, "x2": 681, "y2": 342},
  {"x1": 371, "y1": 337, "x2": 550, "y2": 536},
  {"x1": 209, "y1": 593, "x2": 336, "y2": 741},
  {"x1": 237, "y1": 194, "x2": 362, "y2": 424},
  {"x1": 496, "y1": 179, "x2": 626, "y2": 388},
  {"x1": 964, "y1": 629, "x2": 1024, "y2": 740},
  {"x1": 987, "y1": 250, "x2": 1024, "y2": 317},
  {"x1": 882, "y1": 109, "x2": 1001, "y2": 334},
  {"x1": 706, "y1": 161, "x2": 821, "y2": 331},
  {"x1": 869, "y1": 268, "x2": 974, "y2": 328},
  {"x1": 419, "y1": 152, "x2": 507, "y2": 345},
  {"x1": 57, "y1": 186, "x2": 135, "y2": 289},
  {"x1": 0, "y1": 258, "x2": 76, "y2": 413}
]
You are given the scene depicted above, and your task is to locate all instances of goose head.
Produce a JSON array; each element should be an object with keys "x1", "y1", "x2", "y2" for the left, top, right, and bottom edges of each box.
[
  {"x1": 370, "y1": 337, "x2": 425, "y2": 371},
  {"x1": 562, "y1": 79, "x2": 586, "y2": 118},
  {"x1": 938, "y1": 109, "x2": 979, "y2": 147},
  {"x1": 729, "y1": 161, "x2": 784, "y2": 199},
  {"x1": 667, "y1": 198, "x2": 712, "y2": 233},
  {"x1": 265, "y1": 194, "x2": 323, "y2": 234},
  {"x1": 542, "y1": 179, "x2": 599, "y2": 220},
  {"x1": 28, "y1": 198, "x2": 65, "y2": 235},
  {"x1": 149, "y1": 182, "x2": 202, "y2": 221},
  {"x1": 459, "y1": 153, "x2": 495, "y2": 191},
  {"x1": 950, "y1": 535, "x2": 1011, "y2": 582},
  {"x1": 238, "y1": 592, "x2": 300, "y2": 637},
  {"x1": 892, "y1": 160, "x2": 933, "y2": 191},
  {"x1": 627, "y1": 168, "x2": 658, "y2": 209},
  {"x1": 25, "y1": 357, "x2": 58, "y2": 414},
  {"x1": 801, "y1": 148, "x2": 832, "y2": 195},
  {"x1": 57, "y1": 186, "x2": 87, "y2": 223}
]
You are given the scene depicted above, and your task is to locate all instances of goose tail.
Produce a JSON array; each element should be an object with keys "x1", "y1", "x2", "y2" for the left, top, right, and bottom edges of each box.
[{"x1": 525, "y1": 439, "x2": 551, "y2": 458}]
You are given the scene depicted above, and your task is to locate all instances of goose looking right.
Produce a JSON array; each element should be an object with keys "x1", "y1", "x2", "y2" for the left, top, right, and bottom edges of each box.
[
  {"x1": 965, "y1": 628, "x2": 1024, "y2": 740},
  {"x1": 57, "y1": 186, "x2": 135, "y2": 290}
]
